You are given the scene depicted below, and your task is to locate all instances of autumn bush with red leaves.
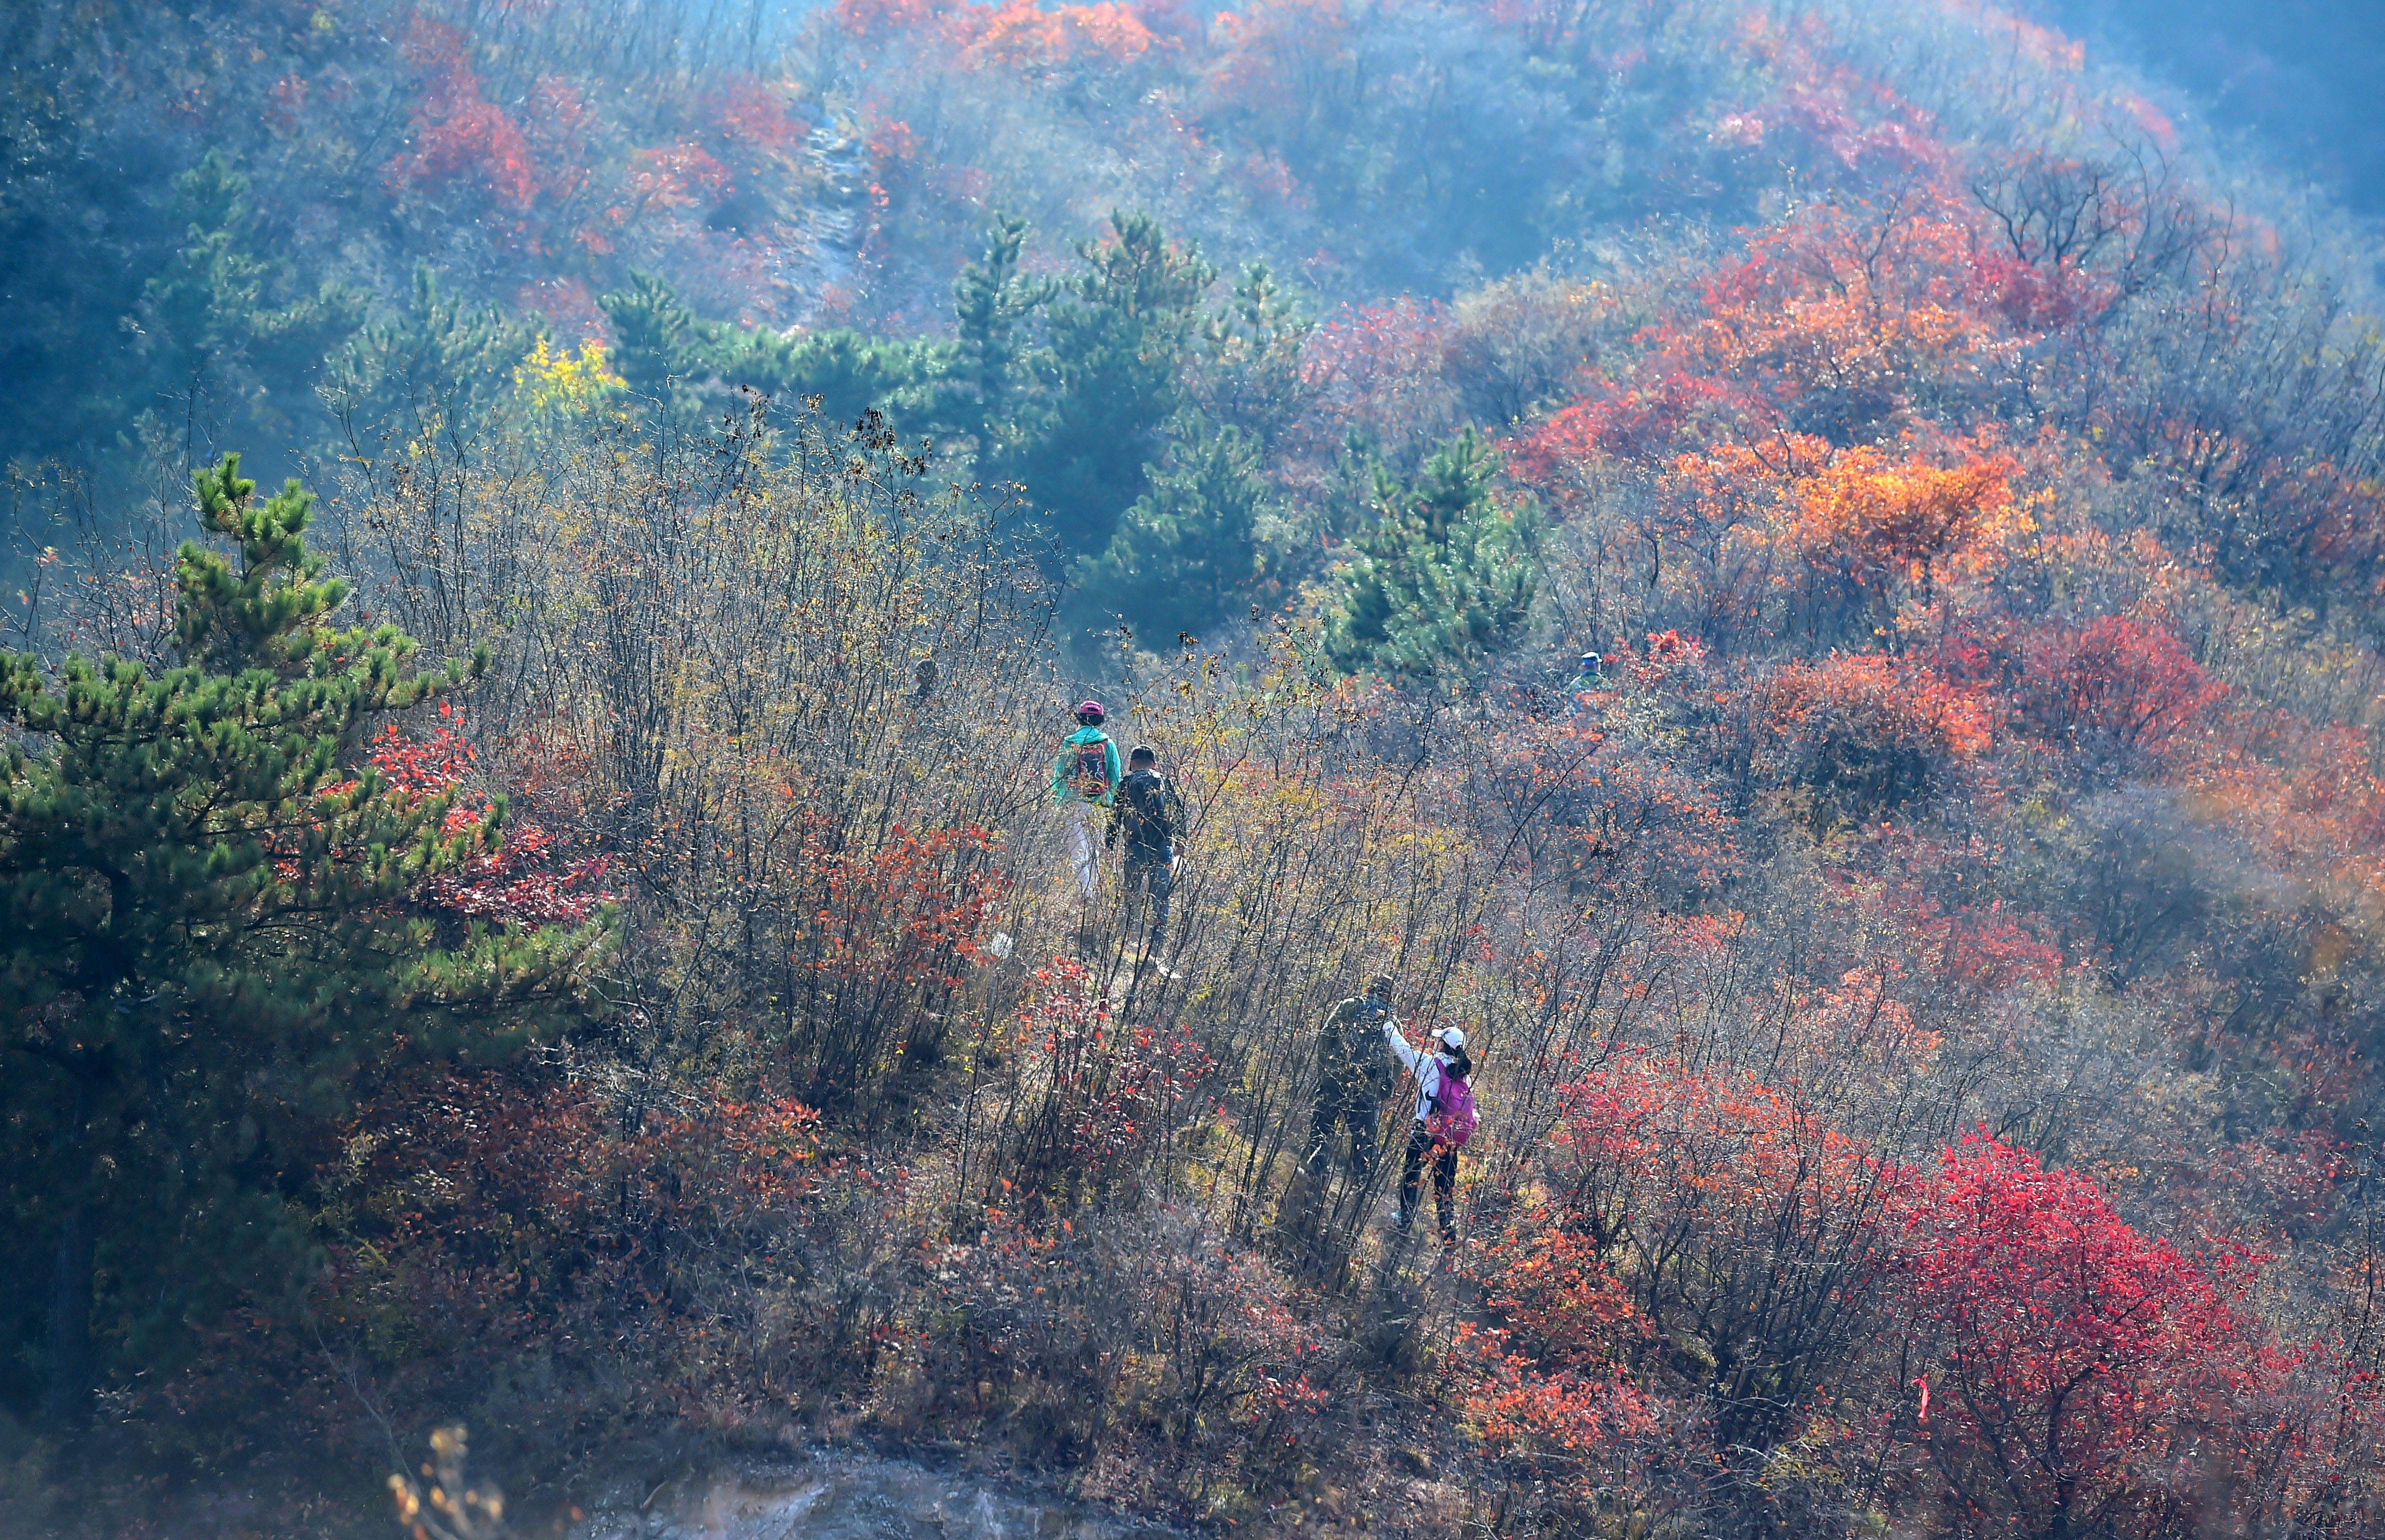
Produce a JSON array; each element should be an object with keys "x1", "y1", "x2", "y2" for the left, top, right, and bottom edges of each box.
[
  {"x1": 1900, "y1": 1134, "x2": 2283, "y2": 1540},
  {"x1": 325, "y1": 1070, "x2": 822, "y2": 1358},
  {"x1": 384, "y1": 14, "x2": 542, "y2": 214},
  {"x1": 1758, "y1": 651, "x2": 1996, "y2": 827},
  {"x1": 283, "y1": 1063, "x2": 955, "y2": 1480},
  {"x1": 1460, "y1": 1059, "x2": 2368, "y2": 1537},
  {"x1": 2015, "y1": 614, "x2": 2222, "y2": 765},
  {"x1": 367, "y1": 716, "x2": 613, "y2": 927},
  {"x1": 1000, "y1": 958, "x2": 1218, "y2": 1204}
]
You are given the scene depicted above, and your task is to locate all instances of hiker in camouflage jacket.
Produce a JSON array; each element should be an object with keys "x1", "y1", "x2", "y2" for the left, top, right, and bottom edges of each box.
[{"x1": 1305, "y1": 973, "x2": 1399, "y2": 1182}]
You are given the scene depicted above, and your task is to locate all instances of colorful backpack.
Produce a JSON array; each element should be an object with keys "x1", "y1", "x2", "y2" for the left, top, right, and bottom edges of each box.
[
  {"x1": 1070, "y1": 737, "x2": 1113, "y2": 798},
  {"x1": 1426, "y1": 1066, "x2": 1479, "y2": 1148}
]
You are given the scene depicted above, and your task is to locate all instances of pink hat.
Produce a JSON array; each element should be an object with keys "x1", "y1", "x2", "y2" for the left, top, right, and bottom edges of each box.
[{"x1": 1076, "y1": 699, "x2": 1105, "y2": 722}]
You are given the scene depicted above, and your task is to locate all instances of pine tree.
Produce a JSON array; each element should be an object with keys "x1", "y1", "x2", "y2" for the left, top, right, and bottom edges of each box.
[
  {"x1": 1194, "y1": 262, "x2": 1313, "y2": 453},
  {"x1": 1073, "y1": 414, "x2": 1270, "y2": 642},
  {"x1": 133, "y1": 152, "x2": 363, "y2": 463},
  {"x1": 1323, "y1": 429, "x2": 1542, "y2": 687},
  {"x1": 600, "y1": 270, "x2": 934, "y2": 426},
  {"x1": 598, "y1": 271, "x2": 702, "y2": 411},
  {"x1": 0, "y1": 457, "x2": 605, "y2": 1425},
  {"x1": 727, "y1": 325, "x2": 941, "y2": 429},
  {"x1": 942, "y1": 213, "x2": 1056, "y2": 484},
  {"x1": 330, "y1": 262, "x2": 541, "y2": 450},
  {"x1": 1017, "y1": 211, "x2": 1216, "y2": 561}
]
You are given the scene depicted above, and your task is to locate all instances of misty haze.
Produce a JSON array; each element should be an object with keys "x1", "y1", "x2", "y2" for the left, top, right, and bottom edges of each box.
[{"x1": 5, "y1": 1, "x2": 2385, "y2": 1536}]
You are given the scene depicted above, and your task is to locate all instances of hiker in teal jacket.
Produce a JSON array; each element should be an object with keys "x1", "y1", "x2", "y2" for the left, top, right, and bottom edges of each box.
[{"x1": 1053, "y1": 700, "x2": 1123, "y2": 903}]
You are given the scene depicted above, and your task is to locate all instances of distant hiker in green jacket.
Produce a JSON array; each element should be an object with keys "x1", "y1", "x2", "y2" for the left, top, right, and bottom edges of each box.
[
  {"x1": 1565, "y1": 650, "x2": 1604, "y2": 715},
  {"x1": 1306, "y1": 973, "x2": 1400, "y2": 1183},
  {"x1": 1053, "y1": 699, "x2": 1122, "y2": 904}
]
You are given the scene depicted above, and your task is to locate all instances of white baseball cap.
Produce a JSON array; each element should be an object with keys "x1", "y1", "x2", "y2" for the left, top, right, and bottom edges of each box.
[{"x1": 1437, "y1": 1027, "x2": 1466, "y2": 1050}]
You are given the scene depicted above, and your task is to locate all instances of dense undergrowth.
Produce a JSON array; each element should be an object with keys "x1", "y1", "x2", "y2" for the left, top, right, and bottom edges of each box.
[{"x1": 7, "y1": 1, "x2": 2385, "y2": 1536}]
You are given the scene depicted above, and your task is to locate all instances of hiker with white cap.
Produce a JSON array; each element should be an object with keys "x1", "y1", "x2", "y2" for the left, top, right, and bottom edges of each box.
[{"x1": 1382, "y1": 1016, "x2": 1478, "y2": 1245}]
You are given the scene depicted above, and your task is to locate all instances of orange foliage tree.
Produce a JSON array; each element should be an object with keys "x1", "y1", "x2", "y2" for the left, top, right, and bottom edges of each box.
[
  {"x1": 1758, "y1": 651, "x2": 1996, "y2": 827},
  {"x1": 1677, "y1": 194, "x2": 2026, "y2": 444}
]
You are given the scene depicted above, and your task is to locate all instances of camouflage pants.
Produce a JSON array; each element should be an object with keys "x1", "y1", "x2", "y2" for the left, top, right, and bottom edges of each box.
[{"x1": 1305, "y1": 1080, "x2": 1382, "y2": 1182}]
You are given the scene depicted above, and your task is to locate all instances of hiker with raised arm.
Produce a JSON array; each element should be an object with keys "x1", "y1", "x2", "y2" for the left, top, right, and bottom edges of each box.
[
  {"x1": 1107, "y1": 744, "x2": 1184, "y2": 970},
  {"x1": 1383, "y1": 1017, "x2": 1478, "y2": 1246},
  {"x1": 1306, "y1": 973, "x2": 1400, "y2": 1184},
  {"x1": 1052, "y1": 700, "x2": 1121, "y2": 906}
]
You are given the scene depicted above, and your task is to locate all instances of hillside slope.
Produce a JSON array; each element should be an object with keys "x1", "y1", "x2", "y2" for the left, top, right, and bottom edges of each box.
[{"x1": 5, "y1": 3, "x2": 2385, "y2": 1537}]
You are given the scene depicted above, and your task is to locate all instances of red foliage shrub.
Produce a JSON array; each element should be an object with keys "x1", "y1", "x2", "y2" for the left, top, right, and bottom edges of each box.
[
  {"x1": 836, "y1": 0, "x2": 942, "y2": 36},
  {"x1": 1205, "y1": 0, "x2": 1358, "y2": 131},
  {"x1": 764, "y1": 811, "x2": 1004, "y2": 1106},
  {"x1": 325, "y1": 1070, "x2": 820, "y2": 1355},
  {"x1": 1457, "y1": 1325, "x2": 1656, "y2": 1499},
  {"x1": 1902, "y1": 1135, "x2": 2278, "y2": 1540},
  {"x1": 366, "y1": 717, "x2": 612, "y2": 926},
  {"x1": 2017, "y1": 614, "x2": 2222, "y2": 760},
  {"x1": 1004, "y1": 958, "x2": 1217, "y2": 1200},
  {"x1": 521, "y1": 76, "x2": 599, "y2": 201},
  {"x1": 1484, "y1": 682, "x2": 1736, "y2": 900},
  {"x1": 949, "y1": 0, "x2": 1159, "y2": 68},
  {"x1": 1626, "y1": 626, "x2": 1706, "y2": 682},
  {"x1": 2212, "y1": 723, "x2": 2385, "y2": 914},
  {"x1": 1762, "y1": 651, "x2": 1996, "y2": 823},
  {"x1": 2287, "y1": 460, "x2": 2385, "y2": 595},
  {"x1": 835, "y1": 0, "x2": 1157, "y2": 67},
  {"x1": 1493, "y1": 1058, "x2": 1923, "y2": 1432},
  {"x1": 705, "y1": 73, "x2": 808, "y2": 157},
  {"x1": 385, "y1": 15, "x2": 540, "y2": 211},
  {"x1": 1296, "y1": 297, "x2": 1460, "y2": 460},
  {"x1": 1467, "y1": 1054, "x2": 1929, "y2": 1527},
  {"x1": 1472, "y1": 1225, "x2": 1637, "y2": 1369},
  {"x1": 794, "y1": 817, "x2": 1003, "y2": 991},
  {"x1": 1678, "y1": 195, "x2": 2023, "y2": 440},
  {"x1": 1876, "y1": 883, "x2": 2065, "y2": 1003},
  {"x1": 1507, "y1": 370, "x2": 1763, "y2": 502},
  {"x1": 1477, "y1": 1042, "x2": 2380, "y2": 1534},
  {"x1": 626, "y1": 143, "x2": 732, "y2": 214}
]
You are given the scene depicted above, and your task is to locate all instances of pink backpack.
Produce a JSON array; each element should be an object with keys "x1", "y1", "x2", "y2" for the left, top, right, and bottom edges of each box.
[{"x1": 1426, "y1": 1065, "x2": 1479, "y2": 1149}]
